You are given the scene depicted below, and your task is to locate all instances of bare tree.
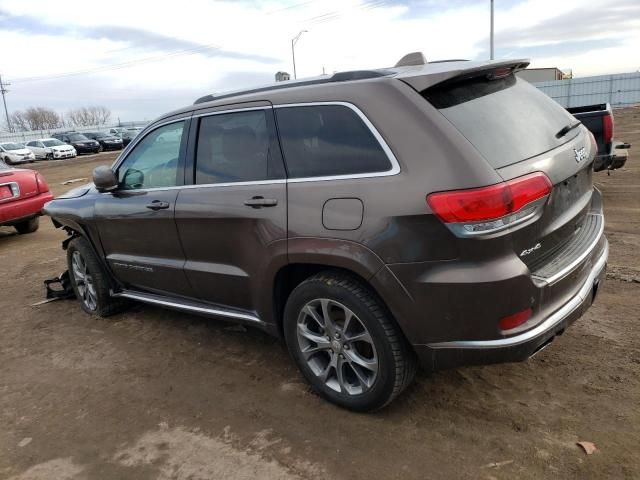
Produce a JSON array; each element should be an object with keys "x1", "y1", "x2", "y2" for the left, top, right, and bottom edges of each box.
[
  {"x1": 66, "y1": 106, "x2": 112, "y2": 127},
  {"x1": 9, "y1": 110, "x2": 30, "y2": 131},
  {"x1": 9, "y1": 107, "x2": 62, "y2": 131}
]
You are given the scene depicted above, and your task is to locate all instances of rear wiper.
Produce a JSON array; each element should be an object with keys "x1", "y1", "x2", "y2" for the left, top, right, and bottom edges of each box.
[{"x1": 555, "y1": 121, "x2": 582, "y2": 139}]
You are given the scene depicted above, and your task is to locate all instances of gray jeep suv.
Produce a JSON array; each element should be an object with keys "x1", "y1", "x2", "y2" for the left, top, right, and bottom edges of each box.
[{"x1": 44, "y1": 54, "x2": 608, "y2": 411}]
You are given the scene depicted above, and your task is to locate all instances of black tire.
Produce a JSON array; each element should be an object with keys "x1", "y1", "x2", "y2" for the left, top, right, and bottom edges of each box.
[
  {"x1": 98, "y1": 145, "x2": 104, "y2": 153},
  {"x1": 46, "y1": 153, "x2": 54, "y2": 161},
  {"x1": 3, "y1": 156, "x2": 14, "y2": 165},
  {"x1": 67, "y1": 236, "x2": 127, "y2": 317},
  {"x1": 14, "y1": 217, "x2": 39, "y2": 234},
  {"x1": 283, "y1": 271, "x2": 416, "y2": 412}
]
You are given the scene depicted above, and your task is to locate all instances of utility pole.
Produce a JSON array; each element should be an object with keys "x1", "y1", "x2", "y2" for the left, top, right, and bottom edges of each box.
[
  {"x1": 291, "y1": 30, "x2": 308, "y2": 80},
  {"x1": 489, "y1": 0, "x2": 495, "y2": 60},
  {"x1": 0, "y1": 74, "x2": 12, "y2": 133}
]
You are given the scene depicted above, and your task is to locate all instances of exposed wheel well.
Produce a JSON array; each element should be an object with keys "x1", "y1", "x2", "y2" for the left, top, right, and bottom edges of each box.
[{"x1": 273, "y1": 263, "x2": 385, "y2": 337}]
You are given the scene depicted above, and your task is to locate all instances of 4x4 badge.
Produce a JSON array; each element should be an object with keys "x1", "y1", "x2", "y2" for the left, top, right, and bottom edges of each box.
[{"x1": 574, "y1": 147, "x2": 587, "y2": 163}]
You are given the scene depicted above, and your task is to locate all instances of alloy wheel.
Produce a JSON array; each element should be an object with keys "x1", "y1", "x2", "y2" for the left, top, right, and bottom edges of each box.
[
  {"x1": 297, "y1": 299, "x2": 378, "y2": 395},
  {"x1": 71, "y1": 251, "x2": 97, "y2": 311}
]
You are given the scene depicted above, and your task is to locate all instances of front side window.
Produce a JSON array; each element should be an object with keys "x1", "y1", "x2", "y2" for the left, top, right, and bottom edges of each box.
[
  {"x1": 275, "y1": 105, "x2": 392, "y2": 178},
  {"x1": 117, "y1": 121, "x2": 184, "y2": 190},
  {"x1": 195, "y1": 110, "x2": 281, "y2": 184}
]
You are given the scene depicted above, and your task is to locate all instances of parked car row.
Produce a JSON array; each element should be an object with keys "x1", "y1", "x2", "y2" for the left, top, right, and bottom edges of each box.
[{"x1": 0, "y1": 128, "x2": 142, "y2": 164}]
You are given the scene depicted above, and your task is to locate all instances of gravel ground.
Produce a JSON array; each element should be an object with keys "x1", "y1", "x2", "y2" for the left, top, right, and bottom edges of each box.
[{"x1": 1, "y1": 108, "x2": 639, "y2": 480}]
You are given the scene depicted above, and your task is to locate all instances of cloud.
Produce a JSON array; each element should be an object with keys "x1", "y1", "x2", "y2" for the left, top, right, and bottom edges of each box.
[
  {"x1": 0, "y1": 0, "x2": 638, "y2": 122},
  {"x1": 0, "y1": 10, "x2": 279, "y2": 64}
]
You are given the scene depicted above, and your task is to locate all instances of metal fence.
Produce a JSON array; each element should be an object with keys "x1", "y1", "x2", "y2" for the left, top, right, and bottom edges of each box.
[
  {"x1": 0, "y1": 121, "x2": 149, "y2": 144},
  {"x1": 533, "y1": 72, "x2": 640, "y2": 108}
]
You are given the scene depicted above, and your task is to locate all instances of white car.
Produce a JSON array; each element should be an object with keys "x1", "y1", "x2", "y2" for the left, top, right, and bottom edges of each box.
[
  {"x1": 25, "y1": 138, "x2": 77, "y2": 160},
  {"x1": 0, "y1": 142, "x2": 36, "y2": 165}
]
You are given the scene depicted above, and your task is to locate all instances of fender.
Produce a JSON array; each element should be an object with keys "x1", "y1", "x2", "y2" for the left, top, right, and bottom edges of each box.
[
  {"x1": 287, "y1": 236, "x2": 386, "y2": 280},
  {"x1": 285, "y1": 237, "x2": 414, "y2": 338}
]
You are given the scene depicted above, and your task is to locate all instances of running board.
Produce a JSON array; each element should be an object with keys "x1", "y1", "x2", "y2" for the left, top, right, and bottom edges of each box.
[{"x1": 112, "y1": 290, "x2": 265, "y2": 325}]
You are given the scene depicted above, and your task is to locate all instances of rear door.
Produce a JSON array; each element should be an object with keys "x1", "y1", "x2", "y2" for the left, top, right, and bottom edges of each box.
[
  {"x1": 175, "y1": 104, "x2": 287, "y2": 313},
  {"x1": 94, "y1": 118, "x2": 194, "y2": 297}
]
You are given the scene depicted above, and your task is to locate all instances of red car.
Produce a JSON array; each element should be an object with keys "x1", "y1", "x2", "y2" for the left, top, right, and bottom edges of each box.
[{"x1": 0, "y1": 159, "x2": 53, "y2": 234}]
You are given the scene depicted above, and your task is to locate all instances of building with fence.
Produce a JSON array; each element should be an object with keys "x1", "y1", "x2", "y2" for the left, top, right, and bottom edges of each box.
[{"x1": 532, "y1": 71, "x2": 640, "y2": 108}]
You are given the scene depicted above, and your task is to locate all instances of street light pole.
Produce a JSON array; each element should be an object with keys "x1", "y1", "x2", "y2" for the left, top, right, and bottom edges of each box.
[
  {"x1": 291, "y1": 30, "x2": 308, "y2": 80},
  {"x1": 490, "y1": 0, "x2": 494, "y2": 60}
]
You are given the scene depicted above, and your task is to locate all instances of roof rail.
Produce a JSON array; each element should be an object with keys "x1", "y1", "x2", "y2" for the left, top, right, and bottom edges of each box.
[{"x1": 193, "y1": 69, "x2": 394, "y2": 105}]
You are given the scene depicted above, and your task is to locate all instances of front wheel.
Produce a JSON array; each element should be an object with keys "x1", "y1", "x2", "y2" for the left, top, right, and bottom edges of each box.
[
  {"x1": 284, "y1": 271, "x2": 416, "y2": 412},
  {"x1": 67, "y1": 237, "x2": 127, "y2": 317}
]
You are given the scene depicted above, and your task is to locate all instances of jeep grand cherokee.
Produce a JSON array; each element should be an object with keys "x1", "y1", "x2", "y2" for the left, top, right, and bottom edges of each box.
[{"x1": 44, "y1": 54, "x2": 607, "y2": 411}]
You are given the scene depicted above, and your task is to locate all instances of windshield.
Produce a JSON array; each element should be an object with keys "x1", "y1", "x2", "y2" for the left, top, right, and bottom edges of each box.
[
  {"x1": 68, "y1": 134, "x2": 89, "y2": 141},
  {"x1": 1, "y1": 143, "x2": 23, "y2": 151},
  {"x1": 423, "y1": 75, "x2": 577, "y2": 168},
  {"x1": 43, "y1": 139, "x2": 65, "y2": 147}
]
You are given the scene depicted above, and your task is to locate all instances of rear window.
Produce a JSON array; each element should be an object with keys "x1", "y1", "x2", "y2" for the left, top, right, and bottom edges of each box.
[
  {"x1": 275, "y1": 105, "x2": 392, "y2": 178},
  {"x1": 424, "y1": 75, "x2": 578, "y2": 168}
]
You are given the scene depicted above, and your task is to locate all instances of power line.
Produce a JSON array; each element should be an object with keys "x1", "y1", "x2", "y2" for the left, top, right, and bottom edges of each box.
[{"x1": 8, "y1": 42, "x2": 223, "y2": 84}]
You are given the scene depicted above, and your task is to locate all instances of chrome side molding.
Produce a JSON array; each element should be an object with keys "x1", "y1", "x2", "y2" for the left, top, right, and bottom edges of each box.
[{"x1": 112, "y1": 290, "x2": 265, "y2": 325}]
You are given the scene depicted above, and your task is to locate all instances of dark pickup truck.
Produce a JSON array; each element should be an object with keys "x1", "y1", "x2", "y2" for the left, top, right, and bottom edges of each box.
[{"x1": 567, "y1": 103, "x2": 631, "y2": 172}]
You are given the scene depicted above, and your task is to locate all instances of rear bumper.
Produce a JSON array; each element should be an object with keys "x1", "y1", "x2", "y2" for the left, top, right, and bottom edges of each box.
[
  {"x1": 414, "y1": 240, "x2": 608, "y2": 370},
  {"x1": 0, "y1": 192, "x2": 54, "y2": 225}
]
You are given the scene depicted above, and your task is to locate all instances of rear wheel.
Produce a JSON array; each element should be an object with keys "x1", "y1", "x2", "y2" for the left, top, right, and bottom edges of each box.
[
  {"x1": 284, "y1": 271, "x2": 416, "y2": 411},
  {"x1": 67, "y1": 237, "x2": 127, "y2": 317},
  {"x1": 14, "y1": 217, "x2": 39, "y2": 234}
]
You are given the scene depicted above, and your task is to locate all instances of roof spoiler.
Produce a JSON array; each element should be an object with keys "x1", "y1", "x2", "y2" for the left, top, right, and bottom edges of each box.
[{"x1": 397, "y1": 58, "x2": 530, "y2": 92}]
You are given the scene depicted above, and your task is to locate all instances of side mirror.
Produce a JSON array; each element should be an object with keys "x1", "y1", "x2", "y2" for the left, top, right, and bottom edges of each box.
[{"x1": 93, "y1": 165, "x2": 118, "y2": 192}]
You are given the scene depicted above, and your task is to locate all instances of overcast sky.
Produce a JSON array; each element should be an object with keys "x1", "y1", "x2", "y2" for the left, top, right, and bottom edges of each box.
[{"x1": 1, "y1": 0, "x2": 639, "y2": 122}]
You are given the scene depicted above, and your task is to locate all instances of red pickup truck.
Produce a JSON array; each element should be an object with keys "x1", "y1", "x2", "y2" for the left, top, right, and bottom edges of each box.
[{"x1": 0, "y1": 160, "x2": 53, "y2": 234}]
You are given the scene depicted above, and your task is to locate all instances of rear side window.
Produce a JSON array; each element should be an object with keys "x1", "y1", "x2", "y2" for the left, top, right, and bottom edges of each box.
[
  {"x1": 275, "y1": 105, "x2": 392, "y2": 178},
  {"x1": 195, "y1": 110, "x2": 283, "y2": 184},
  {"x1": 424, "y1": 75, "x2": 577, "y2": 168}
]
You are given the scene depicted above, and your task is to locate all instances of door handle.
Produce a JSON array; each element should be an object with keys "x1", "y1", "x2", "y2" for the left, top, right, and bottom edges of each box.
[
  {"x1": 244, "y1": 196, "x2": 278, "y2": 208},
  {"x1": 145, "y1": 200, "x2": 170, "y2": 210}
]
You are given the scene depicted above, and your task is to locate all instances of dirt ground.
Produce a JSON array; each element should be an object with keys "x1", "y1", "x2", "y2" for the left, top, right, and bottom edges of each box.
[{"x1": 1, "y1": 109, "x2": 639, "y2": 480}]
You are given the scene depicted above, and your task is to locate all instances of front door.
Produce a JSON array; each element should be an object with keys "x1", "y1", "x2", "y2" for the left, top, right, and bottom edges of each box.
[
  {"x1": 95, "y1": 119, "x2": 194, "y2": 297},
  {"x1": 175, "y1": 106, "x2": 287, "y2": 314}
]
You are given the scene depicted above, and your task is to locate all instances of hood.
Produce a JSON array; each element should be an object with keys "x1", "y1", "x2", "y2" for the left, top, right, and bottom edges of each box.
[
  {"x1": 5, "y1": 148, "x2": 33, "y2": 156},
  {"x1": 55, "y1": 183, "x2": 94, "y2": 199},
  {"x1": 51, "y1": 145, "x2": 73, "y2": 151}
]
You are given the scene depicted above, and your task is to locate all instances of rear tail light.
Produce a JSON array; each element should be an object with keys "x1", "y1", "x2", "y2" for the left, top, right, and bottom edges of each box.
[
  {"x1": 35, "y1": 173, "x2": 49, "y2": 193},
  {"x1": 426, "y1": 172, "x2": 552, "y2": 234},
  {"x1": 603, "y1": 113, "x2": 614, "y2": 145},
  {"x1": 499, "y1": 308, "x2": 532, "y2": 332}
]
